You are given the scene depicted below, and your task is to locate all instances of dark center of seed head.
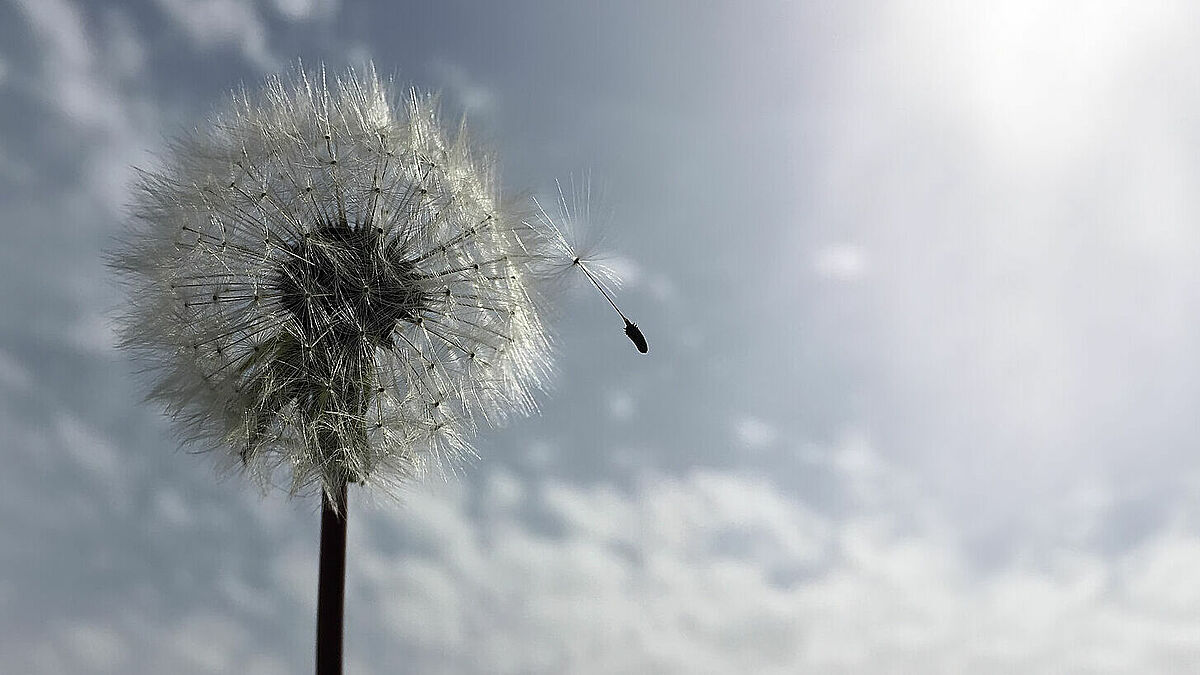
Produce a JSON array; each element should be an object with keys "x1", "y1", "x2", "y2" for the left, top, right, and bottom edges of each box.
[{"x1": 277, "y1": 225, "x2": 427, "y2": 347}]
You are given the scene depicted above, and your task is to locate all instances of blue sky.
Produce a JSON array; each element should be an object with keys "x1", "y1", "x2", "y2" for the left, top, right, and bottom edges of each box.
[{"x1": 5, "y1": 0, "x2": 1200, "y2": 672}]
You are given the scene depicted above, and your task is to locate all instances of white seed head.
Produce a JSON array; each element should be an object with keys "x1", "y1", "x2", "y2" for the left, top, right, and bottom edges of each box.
[{"x1": 112, "y1": 65, "x2": 563, "y2": 502}]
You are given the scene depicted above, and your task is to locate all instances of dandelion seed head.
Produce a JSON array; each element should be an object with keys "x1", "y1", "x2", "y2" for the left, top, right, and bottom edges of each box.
[{"x1": 112, "y1": 65, "x2": 565, "y2": 501}]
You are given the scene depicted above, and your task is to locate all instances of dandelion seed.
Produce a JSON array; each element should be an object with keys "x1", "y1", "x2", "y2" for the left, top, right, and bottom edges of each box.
[{"x1": 530, "y1": 177, "x2": 649, "y2": 354}]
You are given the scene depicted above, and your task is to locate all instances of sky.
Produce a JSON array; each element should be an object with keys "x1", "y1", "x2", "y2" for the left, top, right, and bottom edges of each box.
[{"x1": 4, "y1": 0, "x2": 1200, "y2": 672}]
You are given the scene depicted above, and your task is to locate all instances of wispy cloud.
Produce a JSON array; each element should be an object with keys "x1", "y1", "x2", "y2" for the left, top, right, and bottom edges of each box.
[
  {"x1": 813, "y1": 243, "x2": 868, "y2": 281},
  {"x1": 321, "y1": 451, "x2": 1200, "y2": 673},
  {"x1": 428, "y1": 59, "x2": 496, "y2": 115},
  {"x1": 153, "y1": 0, "x2": 278, "y2": 71},
  {"x1": 267, "y1": 0, "x2": 338, "y2": 22}
]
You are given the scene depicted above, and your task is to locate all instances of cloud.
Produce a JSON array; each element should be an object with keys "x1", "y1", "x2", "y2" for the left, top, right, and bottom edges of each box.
[
  {"x1": 61, "y1": 624, "x2": 125, "y2": 672},
  {"x1": 7, "y1": 0, "x2": 165, "y2": 361},
  {"x1": 731, "y1": 414, "x2": 778, "y2": 449},
  {"x1": 606, "y1": 389, "x2": 635, "y2": 421},
  {"x1": 428, "y1": 60, "x2": 496, "y2": 115},
  {"x1": 18, "y1": 611, "x2": 296, "y2": 675},
  {"x1": 11, "y1": 442, "x2": 1200, "y2": 674},
  {"x1": 56, "y1": 412, "x2": 124, "y2": 495},
  {"x1": 12, "y1": 0, "x2": 158, "y2": 217},
  {"x1": 28, "y1": 623, "x2": 127, "y2": 673},
  {"x1": 153, "y1": 0, "x2": 278, "y2": 71},
  {"x1": 329, "y1": 454, "x2": 1200, "y2": 674},
  {"x1": 14, "y1": 0, "x2": 120, "y2": 132},
  {"x1": 268, "y1": 0, "x2": 338, "y2": 21},
  {"x1": 347, "y1": 468, "x2": 831, "y2": 673},
  {"x1": 813, "y1": 243, "x2": 868, "y2": 281}
]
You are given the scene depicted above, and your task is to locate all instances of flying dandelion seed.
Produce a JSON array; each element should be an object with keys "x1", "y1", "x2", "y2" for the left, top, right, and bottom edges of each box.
[
  {"x1": 531, "y1": 178, "x2": 649, "y2": 354},
  {"x1": 110, "y1": 64, "x2": 639, "y2": 673}
]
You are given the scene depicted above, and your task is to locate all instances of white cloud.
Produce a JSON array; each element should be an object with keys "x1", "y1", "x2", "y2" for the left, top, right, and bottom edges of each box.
[
  {"x1": 12, "y1": 606, "x2": 299, "y2": 674},
  {"x1": 600, "y1": 255, "x2": 643, "y2": 288},
  {"x1": 606, "y1": 389, "x2": 635, "y2": 421},
  {"x1": 269, "y1": 0, "x2": 338, "y2": 21},
  {"x1": 152, "y1": 488, "x2": 192, "y2": 527},
  {"x1": 428, "y1": 60, "x2": 496, "y2": 114},
  {"x1": 322, "y1": 440, "x2": 1200, "y2": 673},
  {"x1": 13, "y1": 0, "x2": 158, "y2": 217},
  {"x1": 646, "y1": 271, "x2": 678, "y2": 303},
  {"x1": 813, "y1": 243, "x2": 868, "y2": 281},
  {"x1": 164, "y1": 613, "x2": 282, "y2": 673},
  {"x1": 154, "y1": 0, "x2": 277, "y2": 71},
  {"x1": 1121, "y1": 527, "x2": 1200, "y2": 616},
  {"x1": 15, "y1": 0, "x2": 116, "y2": 131},
  {"x1": 68, "y1": 310, "x2": 117, "y2": 354},
  {"x1": 6, "y1": 411, "x2": 1200, "y2": 674},
  {"x1": 731, "y1": 414, "x2": 778, "y2": 449},
  {"x1": 56, "y1": 411, "x2": 126, "y2": 501},
  {"x1": 62, "y1": 623, "x2": 126, "y2": 671},
  {"x1": 102, "y1": 10, "x2": 147, "y2": 79},
  {"x1": 349, "y1": 469, "x2": 833, "y2": 673}
]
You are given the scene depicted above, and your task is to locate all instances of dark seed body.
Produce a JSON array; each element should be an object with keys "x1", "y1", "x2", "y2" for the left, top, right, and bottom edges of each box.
[{"x1": 624, "y1": 320, "x2": 648, "y2": 354}]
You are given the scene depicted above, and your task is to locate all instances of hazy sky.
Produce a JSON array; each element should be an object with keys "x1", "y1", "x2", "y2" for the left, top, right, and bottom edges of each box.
[{"x1": 5, "y1": 0, "x2": 1200, "y2": 672}]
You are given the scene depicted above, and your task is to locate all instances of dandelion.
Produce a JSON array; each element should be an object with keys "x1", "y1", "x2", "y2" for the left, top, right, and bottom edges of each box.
[{"x1": 110, "y1": 64, "x2": 643, "y2": 673}]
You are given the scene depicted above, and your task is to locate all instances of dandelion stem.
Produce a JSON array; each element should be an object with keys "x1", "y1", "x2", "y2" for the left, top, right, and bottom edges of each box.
[{"x1": 316, "y1": 482, "x2": 347, "y2": 675}]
